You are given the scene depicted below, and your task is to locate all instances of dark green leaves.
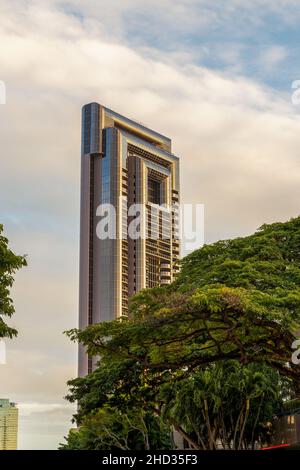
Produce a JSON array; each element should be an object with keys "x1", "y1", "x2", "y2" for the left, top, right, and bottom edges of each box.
[{"x1": 0, "y1": 224, "x2": 26, "y2": 339}]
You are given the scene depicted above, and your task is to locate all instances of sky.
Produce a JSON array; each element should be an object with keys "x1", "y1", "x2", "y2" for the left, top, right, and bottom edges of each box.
[{"x1": 0, "y1": 0, "x2": 300, "y2": 449}]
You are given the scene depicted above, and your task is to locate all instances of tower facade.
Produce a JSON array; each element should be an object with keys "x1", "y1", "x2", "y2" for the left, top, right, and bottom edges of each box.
[
  {"x1": 79, "y1": 103, "x2": 180, "y2": 375},
  {"x1": 0, "y1": 399, "x2": 18, "y2": 450}
]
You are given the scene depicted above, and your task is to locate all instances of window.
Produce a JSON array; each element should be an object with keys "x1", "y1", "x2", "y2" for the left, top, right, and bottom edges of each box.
[
  {"x1": 146, "y1": 256, "x2": 159, "y2": 288},
  {"x1": 148, "y1": 177, "x2": 161, "y2": 205},
  {"x1": 287, "y1": 415, "x2": 295, "y2": 425}
]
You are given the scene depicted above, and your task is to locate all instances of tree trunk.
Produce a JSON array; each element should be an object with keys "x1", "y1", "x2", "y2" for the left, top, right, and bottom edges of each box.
[
  {"x1": 233, "y1": 404, "x2": 244, "y2": 449},
  {"x1": 169, "y1": 418, "x2": 201, "y2": 450},
  {"x1": 238, "y1": 399, "x2": 250, "y2": 450},
  {"x1": 251, "y1": 395, "x2": 264, "y2": 450}
]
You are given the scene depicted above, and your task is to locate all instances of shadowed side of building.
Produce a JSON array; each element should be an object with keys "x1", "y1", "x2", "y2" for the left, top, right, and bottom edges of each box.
[{"x1": 78, "y1": 103, "x2": 180, "y2": 376}]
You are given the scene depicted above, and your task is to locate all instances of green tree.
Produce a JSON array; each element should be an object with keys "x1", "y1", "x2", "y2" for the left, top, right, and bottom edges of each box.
[
  {"x1": 64, "y1": 217, "x2": 300, "y2": 449},
  {"x1": 0, "y1": 224, "x2": 26, "y2": 339},
  {"x1": 60, "y1": 406, "x2": 171, "y2": 450},
  {"x1": 161, "y1": 361, "x2": 287, "y2": 449}
]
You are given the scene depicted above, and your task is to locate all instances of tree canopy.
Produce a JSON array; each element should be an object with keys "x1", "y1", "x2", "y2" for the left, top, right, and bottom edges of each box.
[
  {"x1": 0, "y1": 224, "x2": 26, "y2": 339},
  {"x1": 63, "y1": 216, "x2": 300, "y2": 449}
]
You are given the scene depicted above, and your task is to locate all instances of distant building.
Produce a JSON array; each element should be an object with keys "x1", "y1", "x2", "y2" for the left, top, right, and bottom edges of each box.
[
  {"x1": 271, "y1": 408, "x2": 300, "y2": 447},
  {"x1": 0, "y1": 399, "x2": 18, "y2": 450},
  {"x1": 79, "y1": 103, "x2": 180, "y2": 375}
]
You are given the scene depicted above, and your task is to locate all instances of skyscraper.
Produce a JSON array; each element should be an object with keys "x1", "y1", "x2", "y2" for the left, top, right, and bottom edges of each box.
[
  {"x1": 0, "y1": 399, "x2": 18, "y2": 450},
  {"x1": 79, "y1": 103, "x2": 180, "y2": 375}
]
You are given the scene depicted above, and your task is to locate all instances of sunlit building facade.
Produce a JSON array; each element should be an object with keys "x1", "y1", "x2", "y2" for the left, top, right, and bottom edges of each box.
[
  {"x1": 78, "y1": 103, "x2": 180, "y2": 375},
  {"x1": 0, "y1": 399, "x2": 18, "y2": 450}
]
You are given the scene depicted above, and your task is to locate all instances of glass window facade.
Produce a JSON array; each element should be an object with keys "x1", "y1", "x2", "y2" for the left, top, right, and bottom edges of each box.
[
  {"x1": 79, "y1": 102, "x2": 180, "y2": 376},
  {"x1": 148, "y1": 177, "x2": 161, "y2": 205},
  {"x1": 101, "y1": 138, "x2": 110, "y2": 204}
]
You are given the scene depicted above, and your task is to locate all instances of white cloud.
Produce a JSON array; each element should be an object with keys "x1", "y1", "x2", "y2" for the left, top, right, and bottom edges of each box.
[
  {"x1": 18, "y1": 402, "x2": 76, "y2": 449},
  {"x1": 19, "y1": 402, "x2": 75, "y2": 417},
  {"x1": 259, "y1": 45, "x2": 288, "y2": 69}
]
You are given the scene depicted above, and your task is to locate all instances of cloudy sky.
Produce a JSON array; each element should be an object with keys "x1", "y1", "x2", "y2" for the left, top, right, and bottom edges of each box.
[{"x1": 0, "y1": 0, "x2": 300, "y2": 449}]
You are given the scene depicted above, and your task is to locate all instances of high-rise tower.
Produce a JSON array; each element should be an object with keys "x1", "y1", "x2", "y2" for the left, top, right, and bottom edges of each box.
[
  {"x1": 0, "y1": 399, "x2": 18, "y2": 450},
  {"x1": 79, "y1": 103, "x2": 180, "y2": 375}
]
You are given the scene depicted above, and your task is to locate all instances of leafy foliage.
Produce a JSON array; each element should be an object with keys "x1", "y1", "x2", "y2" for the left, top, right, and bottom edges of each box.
[
  {"x1": 160, "y1": 361, "x2": 287, "y2": 449},
  {"x1": 0, "y1": 224, "x2": 26, "y2": 338},
  {"x1": 64, "y1": 217, "x2": 300, "y2": 449},
  {"x1": 60, "y1": 406, "x2": 171, "y2": 450}
]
